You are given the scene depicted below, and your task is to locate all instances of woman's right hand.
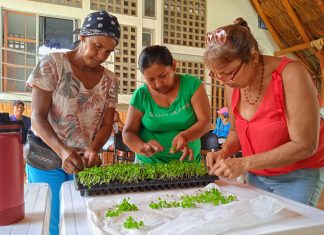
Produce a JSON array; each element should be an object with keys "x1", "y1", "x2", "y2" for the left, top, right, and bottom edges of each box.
[
  {"x1": 139, "y1": 140, "x2": 164, "y2": 157},
  {"x1": 60, "y1": 147, "x2": 85, "y2": 174},
  {"x1": 206, "y1": 149, "x2": 227, "y2": 173}
]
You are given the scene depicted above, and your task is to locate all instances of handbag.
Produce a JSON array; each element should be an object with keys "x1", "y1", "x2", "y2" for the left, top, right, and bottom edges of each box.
[{"x1": 25, "y1": 130, "x2": 62, "y2": 170}]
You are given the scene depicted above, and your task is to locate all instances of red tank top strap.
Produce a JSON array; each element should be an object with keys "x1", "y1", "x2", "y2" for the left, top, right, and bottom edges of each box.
[
  {"x1": 272, "y1": 57, "x2": 294, "y2": 124},
  {"x1": 274, "y1": 57, "x2": 293, "y2": 74}
]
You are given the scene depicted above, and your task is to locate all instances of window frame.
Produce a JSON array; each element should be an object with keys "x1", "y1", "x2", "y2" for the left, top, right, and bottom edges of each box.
[
  {"x1": 143, "y1": 0, "x2": 156, "y2": 19},
  {"x1": 142, "y1": 28, "x2": 154, "y2": 48}
]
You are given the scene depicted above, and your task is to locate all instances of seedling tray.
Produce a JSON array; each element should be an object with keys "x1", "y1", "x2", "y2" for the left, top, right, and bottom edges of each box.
[{"x1": 74, "y1": 175, "x2": 218, "y2": 197}]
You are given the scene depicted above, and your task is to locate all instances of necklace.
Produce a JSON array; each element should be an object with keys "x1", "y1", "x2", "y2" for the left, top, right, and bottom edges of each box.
[{"x1": 243, "y1": 58, "x2": 264, "y2": 105}]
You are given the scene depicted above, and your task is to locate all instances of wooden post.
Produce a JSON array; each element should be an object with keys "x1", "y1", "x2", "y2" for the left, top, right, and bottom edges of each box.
[
  {"x1": 250, "y1": 0, "x2": 312, "y2": 72},
  {"x1": 281, "y1": 0, "x2": 316, "y2": 58},
  {"x1": 250, "y1": 0, "x2": 285, "y2": 49},
  {"x1": 316, "y1": 0, "x2": 324, "y2": 14}
]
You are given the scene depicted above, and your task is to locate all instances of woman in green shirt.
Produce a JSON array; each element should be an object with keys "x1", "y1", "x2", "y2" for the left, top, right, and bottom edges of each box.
[{"x1": 123, "y1": 45, "x2": 210, "y2": 164}]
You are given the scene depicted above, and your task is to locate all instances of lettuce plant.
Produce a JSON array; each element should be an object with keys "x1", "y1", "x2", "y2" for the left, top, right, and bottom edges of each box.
[
  {"x1": 106, "y1": 197, "x2": 138, "y2": 217},
  {"x1": 123, "y1": 216, "x2": 144, "y2": 229},
  {"x1": 149, "y1": 188, "x2": 236, "y2": 209}
]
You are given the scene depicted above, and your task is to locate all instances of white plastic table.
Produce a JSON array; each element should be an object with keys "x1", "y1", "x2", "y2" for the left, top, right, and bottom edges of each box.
[
  {"x1": 0, "y1": 183, "x2": 51, "y2": 235},
  {"x1": 60, "y1": 180, "x2": 324, "y2": 235}
]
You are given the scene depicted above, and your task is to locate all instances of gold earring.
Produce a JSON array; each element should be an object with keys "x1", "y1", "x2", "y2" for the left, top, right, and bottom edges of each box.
[
  {"x1": 252, "y1": 53, "x2": 259, "y2": 67},
  {"x1": 253, "y1": 57, "x2": 259, "y2": 67}
]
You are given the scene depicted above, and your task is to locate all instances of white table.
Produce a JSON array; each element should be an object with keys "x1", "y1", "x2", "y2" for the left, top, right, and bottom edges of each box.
[
  {"x1": 0, "y1": 183, "x2": 51, "y2": 235},
  {"x1": 60, "y1": 180, "x2": 324, "y2": 235}
]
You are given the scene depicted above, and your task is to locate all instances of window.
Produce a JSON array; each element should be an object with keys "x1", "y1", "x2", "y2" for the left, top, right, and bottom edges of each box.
[
  {"x1": 1, "y1": 10, "x2": 75, "y2": 92},
  {"x1": 258, "y1": 16, "x2": 267, "y2": 30},
  {"x1": 91, "y1": 0, "x2": 137, "y2": 16},
  {"x1": 2, "y1": 10, "x2": 36, "y2": 92},
  {"x1": 142, "y1": 29, "x2": 154, "y2": 48},
  {"x1": 163, "y1": 0, "x2": 206, "y2": 48},
  {"x1": 114, "y1": 25, "x2": 137, "y2": 94},
  {"x1": 39, "y1": 17, "x2": 74, "y2": 51},
  {"x1": 176, "y1": 60, "x2": 204, "y2": 81},
  {"x1": 144, "y1": 0, "x2": 156, "y2": 18}
]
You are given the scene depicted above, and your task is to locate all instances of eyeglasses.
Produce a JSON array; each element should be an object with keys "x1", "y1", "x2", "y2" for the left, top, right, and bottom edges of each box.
[
  {"x1": 209, "y1": 61, "x2": 243, "y2": 81},
  {"x1": 205, "y1": 28, "x2": 228, "y2": 46}
]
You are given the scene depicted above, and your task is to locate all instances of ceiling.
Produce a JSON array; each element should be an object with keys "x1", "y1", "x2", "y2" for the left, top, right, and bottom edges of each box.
[{"x1": 250, "y1": 0, "x2": 324, "y2": 96}]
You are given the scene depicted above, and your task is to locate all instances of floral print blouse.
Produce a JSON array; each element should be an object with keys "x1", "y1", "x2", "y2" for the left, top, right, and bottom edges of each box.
[{"x1": 27, "y1": 52, "x2": 119, "y2": 152}]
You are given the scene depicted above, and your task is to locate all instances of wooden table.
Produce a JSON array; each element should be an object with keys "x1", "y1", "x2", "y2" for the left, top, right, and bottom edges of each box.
[
  {"x1": 60, "y1": 180, "x2": 324, "y2": 235},
  {"x1": 0, "y1": 183, "x2": 51, "y2": 235}
]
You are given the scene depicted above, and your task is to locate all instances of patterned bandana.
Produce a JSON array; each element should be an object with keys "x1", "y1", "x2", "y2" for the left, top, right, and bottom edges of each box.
[{"x1": 75, "y1": 10, "x2": 120, "y2": 44}]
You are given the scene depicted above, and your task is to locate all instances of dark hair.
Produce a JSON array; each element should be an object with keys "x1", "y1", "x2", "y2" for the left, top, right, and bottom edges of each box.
[
  {"x1": 13, "y1": 100, "x2": 24, "y2": 107},
  {"x1": 138, "y1": 45, "x2": 174, "y2": 73},
  {"x1": 204, "y1": 17, "x2": 259, "y2": 67},
  {"x1": 234, "y1": 17, "x2": 249, "y2": 29}
]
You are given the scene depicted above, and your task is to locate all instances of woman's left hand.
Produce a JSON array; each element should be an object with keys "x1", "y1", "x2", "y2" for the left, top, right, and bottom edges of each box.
[
  {"x1": 172, "y1": 134, "x2": 194, "y2": 161},
  {"x1": 179, "y1": 146, "x2": 194, "y2": 161},
  {"x1": 208, "y1": 157, "x2": 247, "y2": 179},
  {"x1": 83, "y1": 148, "x2": 102, "y2": 168}
]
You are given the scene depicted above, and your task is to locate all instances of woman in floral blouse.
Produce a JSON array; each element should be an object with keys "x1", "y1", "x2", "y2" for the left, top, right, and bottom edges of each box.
[{"x1": 26, "y1": 11, "x2": 120, "y2": 235}]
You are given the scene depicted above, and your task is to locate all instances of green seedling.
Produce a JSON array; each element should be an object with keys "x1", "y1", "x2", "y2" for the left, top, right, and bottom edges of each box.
[
  {"x1": 148, "y1": 188, "x2": 236, "y2": 210},
  {"x1": 77, "y1": 161, "x2": 208, "y2": 187},
  {"x1": 123, "y1": 216, "x2": 144, "y2": 229},
  {"x1": 106, "y1": 198, "x2": 138, "y2": 217},
  {"x1": 149, "y1": 197, "x2": 182, "y2": 209},
  {"x1": 169, "y1": 146, "x2": 177, "y2": 154}
]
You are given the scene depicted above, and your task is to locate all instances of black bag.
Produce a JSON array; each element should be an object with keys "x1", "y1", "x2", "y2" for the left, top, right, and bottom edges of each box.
[
  {"x1": 25, "y1": 130, "x2": 62, "y2": 170},
  {"x1": 0, "y1": 113, "x2": 10, "y2": 123}
]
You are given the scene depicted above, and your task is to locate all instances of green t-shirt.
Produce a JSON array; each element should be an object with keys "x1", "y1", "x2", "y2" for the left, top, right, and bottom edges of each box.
[{"x1": 130, "y1": 74, "x2": 202, "y2": 164}]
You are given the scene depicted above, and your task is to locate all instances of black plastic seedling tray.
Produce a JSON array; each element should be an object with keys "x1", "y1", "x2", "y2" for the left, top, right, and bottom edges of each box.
[{"x1": 74, "y1": 175, "x2": 218, "y2": 197}]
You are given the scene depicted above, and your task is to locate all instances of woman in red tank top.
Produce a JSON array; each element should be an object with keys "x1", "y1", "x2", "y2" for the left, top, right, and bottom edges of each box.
[{"x1": 204, "y1": 17, "x2": 324, "y2": 207}]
